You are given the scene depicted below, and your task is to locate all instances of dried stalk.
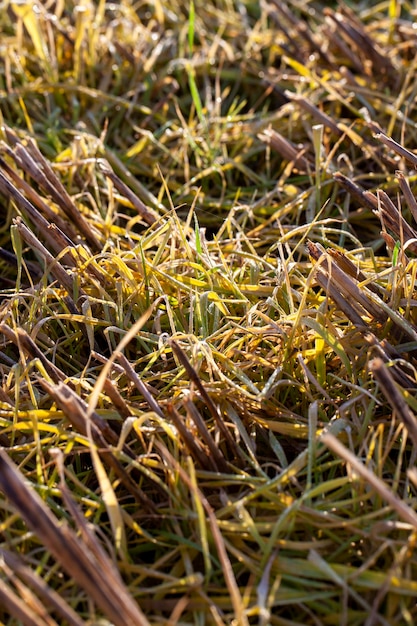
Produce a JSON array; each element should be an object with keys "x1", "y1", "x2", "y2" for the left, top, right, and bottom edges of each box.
[
  {"x1": 37, "y1": 379, "x2": 157, "y2": 512},
  {"x1": 98, "y1": 159, "x2": 159, "y2": 226},
  {"x1": 13, "y1": 218, "x2": 82, "y2": 313},
  {"x1": 369, "y1": 358, "x2": 417, "y2": 447},
  {"x1": 258, "y1": 128, "x2": 312, "y2": 172},
  {"x1": 171, "y1": 340, "x2": 241, "y2": 459},
  {"x1": 0, "y1": 450, "x2": 149, "y2": 626},
  {"x1": 0, "y1": 549, "x2": 84, "y2": 626},
  {"x1": 3, "y1": 126, "x2": 101, "y2": 251}
]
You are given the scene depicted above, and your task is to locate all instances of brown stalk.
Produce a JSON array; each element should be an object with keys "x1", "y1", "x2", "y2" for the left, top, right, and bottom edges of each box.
[
  {"x1": 284, "y1": 91, "x2": 342, "y2": 136},
  {"x1": 369, "y1": 358, "x2": 417, "y2": 447},
  {"x1": 380, "y1": 232, "x2": 408, "y2": 263},
  {"x1": 309, "y1": 242, "x2": 417, "y2": 344},
  {"x1": 0, "y1": 549, "x2": 84, "y2": 626},
  {"x1": 374, "y1": 190, "x2": 417, "y2": 255},
  {"x1": 37, "y1": 379, "x2": 157, "y2": 512},
  {"x1": 103, "y1": 149, "x2": 165, "y2": 214},
  {"x1": 0, "y1": 151, "x2": 79, "y2": 245},
  {"x1": 0, "y1": 575, "x2": 51, "y2": 626},
  {"x1": 365, "y1": 334, "x2": 417, "y2": 389},
  {"x1": 309, "y1": 241, "x2": 417, "y2": 386},
  {"x1": 98, "y1": 159, "x2": 159, "y2": 226},
  {"x1": 321, "y1": 432, "x2": 417, "y2": 530},
  {"x1": 262, "y1": 1, "x2": 302, "y2": 62},
  {"x1": 103, "y1": 378, "x2": 133, "y2": 420},
  {"x1": 322, "y1": 22, "x2": 365, "y2": 74},
  {"x1": 0, "y1": 324, "x2": 66, "y2": 384},
  {"x1": 369, "y1": 123, "x2": 417, "y2": 168},
  {"x1": 39, "y1": 379, "x2": 120, "y2": 446},
  {"x1": 0, "y1": 247, "x2": 42, "y2": 281},
  {"x1": 307, "y1": 241, "x2": 387, "y2": 323},
  {"x1": 360, "y1": 190, "x2": 379, "y2": 212},
  {"x1": 154, "y1": 442, "x2": 249, "y2": 626},
  {"x1": 267, "y1": 0, "x2": 332, "y2": 66},
  {"x1": 327, "y1": 248, "x2": 382, "y2": 296},
  {"x1": 0, "y1": 450, "x2": 149, "y2": 626},
  {"x1": 115, "y1": 352, "x2": 165, "y2": 418},
  {"x1": 3, "y1": 126, "x2": 101, "y2": 251},
  {"x1": 13, "y1": 218, "x2": 83, "y2": 314},
  {"x1": 395, "y1": 170, "x2": 417, "y2": 225},
  {"x1": 170, "y1": 340, "x2": 241, "y2": 460},
  {"x1": 333, "y1": 172, "x2": 378, "y2": 213},
  {"x1": 0, "y1": 170, "x2": 75, "y2": 267},
  {"x1": 0, "y1": 558, "x2": 58, "y2": 626},
  {"x1": 166, "y1": 402, "x2": 218, "y2": 472},
  {"x1": 312, "y1": 265, "x2": 368, "y2": 327},
  {"x1": 91, "y1": 352, "x2": 133, "y2": 420},
  {"x1": 183, "y1": 396, "x2": 229, "y2": 473},
  {"x1": 0, "y1": 152, "x2": 107, "y2": 287},
  {"x1": 323, "y1": 8, "x2": 395, "y2": 78},
  {"x1": 258, "y1": 129, "x2": 312, "y2": 172}
]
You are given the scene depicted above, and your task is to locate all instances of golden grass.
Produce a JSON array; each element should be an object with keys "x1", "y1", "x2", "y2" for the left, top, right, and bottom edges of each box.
[{"x1": 1, "y1": 0, "x2": 417, "y2": 624}]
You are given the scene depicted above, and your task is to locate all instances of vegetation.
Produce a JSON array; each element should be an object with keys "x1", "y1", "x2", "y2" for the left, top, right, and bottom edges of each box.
[{"x1": 1, "y1": 0, "x2": 417, "y2": 623}]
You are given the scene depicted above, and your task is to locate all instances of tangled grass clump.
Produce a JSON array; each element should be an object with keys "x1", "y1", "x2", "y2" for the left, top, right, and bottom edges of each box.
[{"x1": 2, "y1": 1, "x2": 417, "y2": 624}]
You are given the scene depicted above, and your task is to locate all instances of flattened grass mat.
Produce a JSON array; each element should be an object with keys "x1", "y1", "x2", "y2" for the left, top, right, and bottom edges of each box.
[{"x1": 1, "y1": 0, "x2": 417, "y2": 624}]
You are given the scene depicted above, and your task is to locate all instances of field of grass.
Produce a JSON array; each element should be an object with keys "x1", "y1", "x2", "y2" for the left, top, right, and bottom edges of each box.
[{"x1": 2, "y1": 0, "x2": 417, "y2": 624}]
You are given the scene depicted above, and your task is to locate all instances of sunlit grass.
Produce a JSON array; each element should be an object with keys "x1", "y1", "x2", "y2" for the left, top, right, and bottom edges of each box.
[{"x1": 1, "y1": 0, "x2": 417, "y2": 624}]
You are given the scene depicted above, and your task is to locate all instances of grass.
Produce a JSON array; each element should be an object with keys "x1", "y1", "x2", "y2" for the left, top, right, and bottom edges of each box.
[{"x1": 1, "y1": 0, "x2": 417, "y2": 624}]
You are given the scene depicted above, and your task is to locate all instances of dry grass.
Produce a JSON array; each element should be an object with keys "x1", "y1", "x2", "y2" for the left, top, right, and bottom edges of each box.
[{"x1": 1, "y1": 0, "x2": 417, "y2": 624}]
